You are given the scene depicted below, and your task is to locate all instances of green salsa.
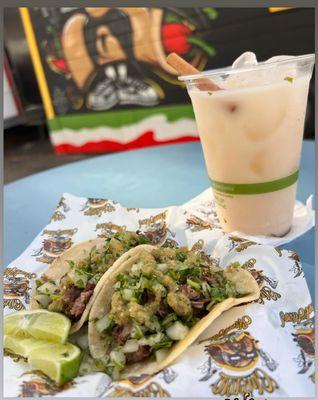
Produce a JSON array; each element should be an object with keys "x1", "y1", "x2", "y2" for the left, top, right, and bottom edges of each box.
[{"x1": 95, "y1": 247, "x2": 239, "y2": 377}]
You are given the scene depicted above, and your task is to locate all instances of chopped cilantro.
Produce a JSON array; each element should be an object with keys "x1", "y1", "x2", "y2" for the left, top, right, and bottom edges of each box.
[{"x1": 35, "y1": 279, "x2": 42, "y2": 288}]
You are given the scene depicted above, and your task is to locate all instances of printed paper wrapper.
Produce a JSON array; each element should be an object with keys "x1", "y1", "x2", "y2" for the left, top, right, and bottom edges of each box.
[{"x1": 3, "y1": 192, "x2": 315, "y2": 398}]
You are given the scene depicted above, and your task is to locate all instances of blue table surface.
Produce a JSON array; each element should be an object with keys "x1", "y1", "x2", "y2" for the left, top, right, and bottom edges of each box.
[{"x1": 4, "y1": 140, "x2": 315, "y2": 299}]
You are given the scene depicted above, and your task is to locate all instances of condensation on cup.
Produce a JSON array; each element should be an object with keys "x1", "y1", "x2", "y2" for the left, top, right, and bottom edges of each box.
[{"x1": 180, "y1": 52, "x2": 315, "y2": 236}]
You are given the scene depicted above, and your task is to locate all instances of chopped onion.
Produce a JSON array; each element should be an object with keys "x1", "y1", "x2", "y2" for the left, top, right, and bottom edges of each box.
[
  {"x1": 79, "y1": 353, "x2": 104, "y2": 375},
  {"x1": 122, "y1": 288, "x2": 133, "y2": 301},
  {"x1": 96, "y1": 315, "x2": 112, "y2": 333},
  {"x1": 155, "y1": 348, "x2": 169, "y2": 363},
  {"x1": 131, "y1": 262, "x2": 143, "y2": 275},
  {"x1": 37, "y1": 281, "x2": 57, "y2": 295},
  {"x1": 157, "y1": 263, "x2": 168, "y2": 272},
  {"x1": 123, "y1": 339, "x2": 139, "y2": 353},
  {"x1": 166, "y1": 321, "x2": 189, "y2": 341},
  {"x1": 110, "y1": 349, "x2": 126, "y2": 368},
  {"x1": 34, "y1": 294, "x2": 52, "y2": 308}
]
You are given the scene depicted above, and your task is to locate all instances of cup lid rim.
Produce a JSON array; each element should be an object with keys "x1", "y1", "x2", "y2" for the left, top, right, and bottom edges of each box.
[{"x1": 178, "y1": 53, "x2": 315, "y2": 81}]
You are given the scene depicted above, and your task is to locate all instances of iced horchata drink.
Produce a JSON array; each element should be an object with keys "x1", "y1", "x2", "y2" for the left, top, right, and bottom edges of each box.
[{"x1": 179, "y1": 53, "x2": 314, "y2": 236}]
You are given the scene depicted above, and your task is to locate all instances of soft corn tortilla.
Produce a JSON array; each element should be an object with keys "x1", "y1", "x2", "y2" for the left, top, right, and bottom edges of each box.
[
  {"x1": 30, "y1": 239, "x2": 142, "y2": 333},
  {"x1": 88, "y1": 244, "x2": 260, "y2": 378}
]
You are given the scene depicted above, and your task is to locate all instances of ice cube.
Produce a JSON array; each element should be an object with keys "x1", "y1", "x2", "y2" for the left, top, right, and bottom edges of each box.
[{"x1": 232, "y1": 52, "x2": 258, "y2": 69}]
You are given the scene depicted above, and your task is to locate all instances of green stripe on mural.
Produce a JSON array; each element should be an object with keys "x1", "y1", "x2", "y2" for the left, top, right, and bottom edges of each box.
[
  {"x1": 210, "y1": 170, "x2": 299, "y2": 195},
  {"x1": 48, "y1": 104, "x2": 195, "y2": 132}
]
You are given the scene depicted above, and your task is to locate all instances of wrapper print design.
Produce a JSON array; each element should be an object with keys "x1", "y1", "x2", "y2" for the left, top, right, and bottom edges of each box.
[
  {"x1": 4, "y1": 267, "x2": 37, "y2": 311},
  {"x1": 199, "y1": 316, "x2": 279, "y2": 397},
  {"x1": 3, "y1": 192, "x2": 315, "y2": 397}
]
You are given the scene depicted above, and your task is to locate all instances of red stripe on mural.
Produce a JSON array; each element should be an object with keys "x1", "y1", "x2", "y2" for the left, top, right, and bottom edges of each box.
[{"x1": 54, "y1": 130, "x2": 199, "y2": 154}]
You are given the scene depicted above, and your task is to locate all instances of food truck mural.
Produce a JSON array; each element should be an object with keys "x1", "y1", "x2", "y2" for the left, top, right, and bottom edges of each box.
[{"x1": 20, "y1": 7, "x2": 218, "y2": 153}]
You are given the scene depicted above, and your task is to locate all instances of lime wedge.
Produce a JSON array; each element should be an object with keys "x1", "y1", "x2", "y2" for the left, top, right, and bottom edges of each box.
[
  {"x1": 4, "y1": 335, "x2": 49, "y2": 358},
  {"x1": 4, "y1": 310, "x2": 71, "y2": 344},
  {"x1": 28, "y1": 342, "x2": 81, "y2": 386}
]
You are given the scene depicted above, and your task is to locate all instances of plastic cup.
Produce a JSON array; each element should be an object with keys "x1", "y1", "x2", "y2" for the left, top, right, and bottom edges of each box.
[{"x1": 180, "y1": 54, "x2": 315, "y2": 236}]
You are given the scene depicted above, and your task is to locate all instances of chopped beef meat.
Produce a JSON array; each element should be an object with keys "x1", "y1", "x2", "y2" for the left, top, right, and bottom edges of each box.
[
  {"x1": 126, "y1": 345, "x2": 151, "y2": 364},
  {"x1": 202, "y1": 268, "x2": 217, "y2": 285},
  {"x1": 191, "y1": 298, "x2": 210, "y2": 309},
  {"x1": 180, "y1": 284, "x2": 201, "y2": 301},
  {"x1": 62, "y1": 283, "x2": 95, "y2": 320},
  {"x1": 180, "y1": 284, "x2": 209, "y2": 309},
  {"x1": 112, "y1": 324, "x2": 132, "y2": 345},
  {"x1": 62, "y1": 285, "x2": 82, "y2": 304},
  {"x1": 141, "y1": 290, "x2": 156, "y2": 304},
  {"x1": 157, "y1": 299, "x2": 169, "y2": 318}
]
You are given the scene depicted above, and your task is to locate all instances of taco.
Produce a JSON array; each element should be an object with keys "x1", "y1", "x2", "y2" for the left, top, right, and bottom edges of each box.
[
  {"x1": 88, "y1": 245, "x2": 260, "y2": 379},
  {"x1": 30, "y1": 232, "x2": 150, "y2": 333}
]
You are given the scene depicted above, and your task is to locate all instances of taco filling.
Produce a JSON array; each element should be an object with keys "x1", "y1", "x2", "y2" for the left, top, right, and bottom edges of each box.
[
  {"x1": 34, "y1": 232, "x2": 149, "y2": 321},
  {"x1": 91, "y1": 247, "x2": 244, "y2": 378}
]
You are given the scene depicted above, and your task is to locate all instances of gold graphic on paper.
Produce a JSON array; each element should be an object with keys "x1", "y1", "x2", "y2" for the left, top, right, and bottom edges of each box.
[
  {"x1": 288, "y1": 250, "x2": 303, "y2": 277},
  {"x1": 33, "y1": 229, "x2": 77, "y2": 264},
  {"x1": 42, "y1": 228, "x2": 77, "y2": 236},
  {"x1": 201, "y1": 316, "x2": 253, "y2": 344},
  {"x1": 111, "y1": 382, "x2": 170, "y2": 397},
  {"x1": 259, "y1": 286, "x2": 281, "y2": 304},
  {"x1": 19, "y1": 372, "x2": 75, "y2": 397},
  {"x1": 83, "y1": 198, "x2": 116, "y2": 216},
  {"x1": 186, "y1": 214, "x2": 215, "y2": 232},
  {"x1": 274, "y1": 247, "x2": 283, "y2": 257},
  {"x1": 95, "y1": 222, "x2": 127, "y2": 238},
  {"x1": 50, "y1": 196, "x2": 70, "y2": 222},
  {"x1": 229, "y1": 236, "x2": 256, "y2": 252},
  {"x1": 139, "y1": 211, "x2": 167, "y2": 226},
  {"x1": 241, "y1": 258, "x2": 281, "y2": 304},
  {"x1": 119, "y1": 374, "x2": 152, "y2": 388},
  {"x1": 206, "y1": 331, "x2": 259, "y2": 372},
  {"x1": 191, "y1": 239, "x2": 205, "y2": 253},
  {"x1": 138, "y1": 211, "x2": 170, "y2": 245},
  {"x1": 4, "y1": 267, "x2": 36, "y2": 310},
  {"x1": 127, "y1": 207, "x2": 140, "y2": 213},
  {"x1": 4, "y1": 349, "x2": 27, "y2": 363},
  {"x1": 50, "y1": 210, "x2": 65, "y2": 222},
  {"x1": 280, "y1": 304, "x2": 314, "y2": 328},
  {"x1": 211, "y1": 368, "x2": 279, "y2": 396},
  {"x1": 200, "y1": 316, "x2": 278, "y2": 392}
]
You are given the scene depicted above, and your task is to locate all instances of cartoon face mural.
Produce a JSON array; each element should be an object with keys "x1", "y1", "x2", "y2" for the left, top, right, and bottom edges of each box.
[{"x1": 28, "y1": 7, "x2": 218, "y2": 114}]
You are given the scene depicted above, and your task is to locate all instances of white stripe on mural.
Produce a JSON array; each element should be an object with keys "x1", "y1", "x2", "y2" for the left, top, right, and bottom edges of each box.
[{"x1": 50, "y1": 114, "x2": 198, "y2": 146}]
